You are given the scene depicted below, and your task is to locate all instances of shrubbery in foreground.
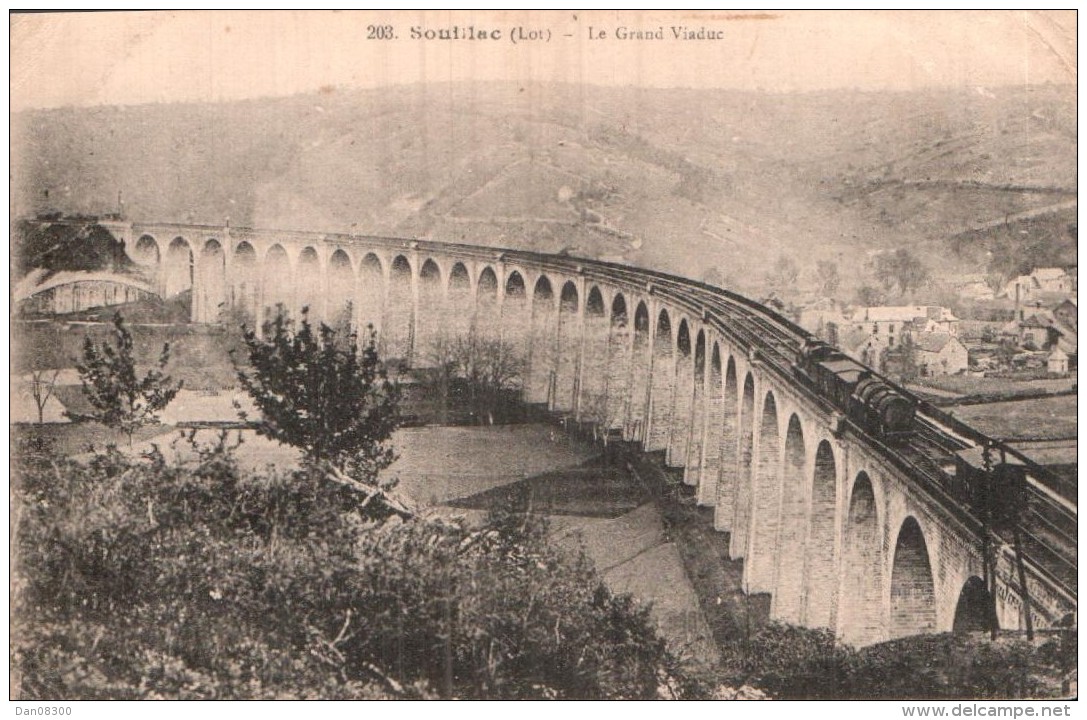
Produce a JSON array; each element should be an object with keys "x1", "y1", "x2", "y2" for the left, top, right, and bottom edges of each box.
[
  {"x1": 720, "y1": 622, "x2": 1074, "y2": 700},
  {"x1": 11, "y1": 436, "x2": 695, "y2": 700}
]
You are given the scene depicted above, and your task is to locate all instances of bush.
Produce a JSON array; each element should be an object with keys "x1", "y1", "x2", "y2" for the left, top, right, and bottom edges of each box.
[
  {"x1": 720, "y1": 623, "x2": 857, "y2": 700},
  {"x1": 850, "y1": 633, "x2": 1065, "y2": 699},
  {"x1": 12, "y1": 438, "x2": 691, "y2": 699},
  {"x1": 716, "y1": 622, "x2": 1070, "y2": 700}
]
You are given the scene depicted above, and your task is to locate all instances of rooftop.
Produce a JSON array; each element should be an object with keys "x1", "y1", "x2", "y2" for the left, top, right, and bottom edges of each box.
[
  {"x1": 912, "y1": 331, "x2": 956, "y2": 354},
  {"x1": 861, "y1": 305, "x2": 957, "y2": 323},
  {"x1": 1020, "y1": 313, "x2": 1060, "y2": 330},
  {"x1": 1032, "y1": 267, "x2": 1069, "y2": 281}
]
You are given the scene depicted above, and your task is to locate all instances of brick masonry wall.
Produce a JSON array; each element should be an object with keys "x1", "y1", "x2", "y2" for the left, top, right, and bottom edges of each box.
[
  {"x1": 746, "y1": 394, "x2": 782, "y2": 593},
  {"x1": 772, "y1": 417, "x2": 808, "y2": 622},
  {"x1": 729, "y1": 378, "x2": 756, "y2": 559},
  {"x1": 666, "y1": 349, "x2": 695, "y2": 468},
  {"x1": 889, "y1": 517, "x2": 938, "y2": 638},
  {"x1": 802, "y1": 441, "x2": 839, "y2": 629}
]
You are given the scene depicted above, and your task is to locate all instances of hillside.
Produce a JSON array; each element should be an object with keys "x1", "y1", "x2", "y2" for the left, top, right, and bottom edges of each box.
[{"x1": 12, "y1": 82, "x2": 1076, "y2": 297}]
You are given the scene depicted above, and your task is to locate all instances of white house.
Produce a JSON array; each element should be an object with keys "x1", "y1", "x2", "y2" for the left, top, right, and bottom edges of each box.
[
  {"x1": 851, "y1": 305, "x2": 960, "y2": 346},
  {"x1": 1047, "y1": 347, "x2": 1070, "y2": 375},
  {"x1": 797, "y1": 298, "x2": 849, "y2": 341},
  {"x1": 1032, "y1": 267, "x2": 1075, "y2": 294},
  {"x1": 1001, "y1": 268, "x2": 1076, "y2": 303}
]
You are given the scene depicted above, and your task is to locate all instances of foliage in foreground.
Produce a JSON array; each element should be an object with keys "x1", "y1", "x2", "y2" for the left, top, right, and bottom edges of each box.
[
  {"x1": 719, "y1": 622, "x2": 1074, "y2": 700},
  {"x1": 11, "y1": 437, "x2": 692, "y2": 699}
]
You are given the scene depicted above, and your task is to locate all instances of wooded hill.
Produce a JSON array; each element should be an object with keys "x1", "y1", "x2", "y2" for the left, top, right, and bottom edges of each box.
[{"x1": 13, "y1": 82, "x2": 1076, "y2": 296}]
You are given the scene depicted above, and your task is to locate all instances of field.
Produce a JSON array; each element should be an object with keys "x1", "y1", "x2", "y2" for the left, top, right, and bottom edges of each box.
[
  {"x1": 946, "y1": 395, "x2": 1078, "y2": 440},
  {"x1": 909, "y1": 373, "x2": 1077, "y2": 400},
  {"x1": 13, "y1": 320, "x2": 239, "y2": 390},
  {"x1": 12, "y1": 422, "x2": 177, "y2": 456}
]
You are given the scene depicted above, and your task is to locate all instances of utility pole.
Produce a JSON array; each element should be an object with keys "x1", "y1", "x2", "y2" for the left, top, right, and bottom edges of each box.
[
  {"x1": 1000, "y1": 448, "x2": 1034, "y2": 641},
  {"x1": 982, "y1": 442, "x2": 999, "y2": 640}
]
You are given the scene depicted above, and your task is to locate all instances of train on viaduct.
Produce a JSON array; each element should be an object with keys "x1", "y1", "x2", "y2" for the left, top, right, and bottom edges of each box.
[{"x1": 98, "y1": 219, "x2": 1077, "y2": 647}]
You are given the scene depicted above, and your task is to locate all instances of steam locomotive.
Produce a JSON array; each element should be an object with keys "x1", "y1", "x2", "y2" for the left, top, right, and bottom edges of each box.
[{"x1": 794, "y1": 339, "x2": 916, "y2": 442}]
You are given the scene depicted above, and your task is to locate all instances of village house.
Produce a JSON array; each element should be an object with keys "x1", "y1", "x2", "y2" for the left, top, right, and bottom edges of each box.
[
  {"x1": 849, "y1": 305, "x2": 960, "y2": 346},
  {"x1": 1032, "y1": 267, "x2": 1076, "y2": 293},
  {"x1": 1016, "y1": 313, "x2": 1060, "y2": 350},
  {"x1": 839, "y1": 327, "x2": 891, "y2": 370},
  {"x1": 1004, "y1": 301, "x2": 1078, "y2": 359},
  {"x1": 1047, "y1": 347, "x2": 1070, "y2": 376},
  {"x1": 832, "y1": 304, "x2": 965, "y2": 375},
  {"x1": 1052, "y1": 298, "x2": 1077, "y2": 333},
  {"x1": 1000, "y1": 267, "x2": 1076, "y2": 304},
  {"x1": 911, "y1": 331, "x2": 969, "y2": 376},
  {"x1": 1001, "y1": 274, "x2": 1034, "y2": 303},
  {"x1": 955, "y1": 273, "x2": 996, "y2": 301},
  {"x1": 796, "y1": 298, "x2": 849, "y2": 344}
]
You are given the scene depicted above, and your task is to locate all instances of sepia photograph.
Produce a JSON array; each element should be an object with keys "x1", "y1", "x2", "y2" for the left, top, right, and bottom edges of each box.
[{"x1": 8, "y1": 9, "x2": 1078, "y2": 706}]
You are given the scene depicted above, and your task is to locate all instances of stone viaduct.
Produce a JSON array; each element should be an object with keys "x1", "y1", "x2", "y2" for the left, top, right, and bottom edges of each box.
[{"x1": 107, "y1": 220, "x2": 1077, "y2": 647}]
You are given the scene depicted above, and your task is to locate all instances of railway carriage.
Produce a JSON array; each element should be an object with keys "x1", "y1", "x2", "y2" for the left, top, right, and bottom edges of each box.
[{"x1": 794, "y1": 339, "x2": 916, "y2": 442}]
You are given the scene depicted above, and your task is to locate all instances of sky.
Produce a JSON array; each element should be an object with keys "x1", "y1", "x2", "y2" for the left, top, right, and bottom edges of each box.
[{"x1": 10, "y1": 10, "x2": 1076, "y2": 112}]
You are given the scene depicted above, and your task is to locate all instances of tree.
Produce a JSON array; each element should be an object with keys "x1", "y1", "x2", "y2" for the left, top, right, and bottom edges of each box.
[
  {"x1": 234, "y1": 308, "x2": 400, "y2": 474},
  {"x1": 424, "y1": 329, "x2": 527, "y2": 425},
  {"x1": 855, "y1": 284, "x2": 885, "y2": 307},
  {"x1": 994, "y1": 339, "x2": 1019, "y2": 368},
  {"x1": 72, "y1": 313, "x2": 181, "y2": 445},
  {"x1": 765, "y1": 254, "x2": 799, "y2": 295},
  {"x1": 14, "y1": 218, "x2": 134, "y2": 279},
  {"x1": 29, "y1": 369, "x2": 60, "y2": 425},
  {"x1": 426, "y1": 331, "x2": 462, "y2": 425},
  {"x1": 986, "y1": 272, "x2": 1007, "y2": 296},
  {"x1": 815, "y1": 260, "x2": 841, "y2": 296},
  {"x1": 871, "y1": 249, "x2": 929, "y2": 296},
  {"x1": 449, "y1": 329, "x2": 525, "y2": 424}
]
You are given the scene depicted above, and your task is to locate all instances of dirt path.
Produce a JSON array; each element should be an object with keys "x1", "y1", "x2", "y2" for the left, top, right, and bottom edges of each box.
[
  {"x1": 550, "y1": 505, "x2": 719, "y2": 671},
  {"x1": 425, "y1": 425, "x2": 720, "y2": 671}
]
